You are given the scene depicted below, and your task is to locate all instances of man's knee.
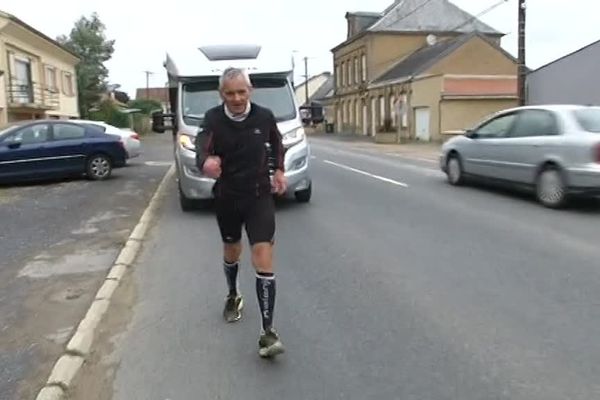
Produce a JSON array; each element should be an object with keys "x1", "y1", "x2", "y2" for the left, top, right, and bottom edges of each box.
[
  {"x1": 224, "y1": 242, "x2": 242, "y2": 262},
  {"x1": 251, "y1": 243, "x2": 272, "y2": 268}
]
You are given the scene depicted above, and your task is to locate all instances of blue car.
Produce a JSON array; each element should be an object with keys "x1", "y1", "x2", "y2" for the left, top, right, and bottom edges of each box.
[{"x1": 0, "y1": 120, "x2": 128, "y2": 183}]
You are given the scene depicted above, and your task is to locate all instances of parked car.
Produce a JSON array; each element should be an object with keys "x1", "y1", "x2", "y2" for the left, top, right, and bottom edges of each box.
[
  {"x1": 0, "y1": 120, "x2": 127, "y2": 183},
  {"x1": 70, "y1": 119, "x2": 142, "y2": 159},
  {"x1": 440, "y1": 105, "x2": 600, "y2": 208}
]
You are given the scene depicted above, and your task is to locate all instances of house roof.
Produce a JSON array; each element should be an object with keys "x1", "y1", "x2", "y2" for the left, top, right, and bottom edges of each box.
[
  {"x1": 372, "y1": 34, "x2": 468, "y2": 85},
  {"x1": 332, "y1": 0, "x2": 503, "y2": 52},
  {"x1": 0, "y1": 10, "x2": 80, "y2": 61},
  {"x1": 310, "y1": 75, "x2": 335, "y2": 103},
  {"x1": 294, "y1": 72, "x2": 331, "y2": 91},
  {"x1": 529, "y1": 37, "x2": 600, "y2": 74},
  {"x1": 136, "y1": 87, "x2": 169, "y2": 103},
  {"x1": 371, "y1": 32, "x2": 517, "y2": 86},
  {"x1": 368, "y1": 0, "x2": 502, "y2": 35}
]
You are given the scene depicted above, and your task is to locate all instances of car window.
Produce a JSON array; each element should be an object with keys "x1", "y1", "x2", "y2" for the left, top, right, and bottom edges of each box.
[
  {"x1": 53, "y1": 124, "x2": 86, "y2": 140},
  {"x1": 474, "y1": 113, "x2": 517, "y2": 138},
  {"x1": 572, "y1": 108, "x2": 600, "y2": 133},
  {"x1": 3, "y1": 124, "x2": 50, "y2": 145},
  {"x1": 83, "y1": 123, "x2": 107, "y2": 132},
  {"x1": 510, "y1": 110, "x2": 560, "y2": 137}
]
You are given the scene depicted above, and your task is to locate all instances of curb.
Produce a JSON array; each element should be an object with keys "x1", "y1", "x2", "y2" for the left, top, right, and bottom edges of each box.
[{"x1": 35, "y1": 164, "x2": 175, "y2": 400}]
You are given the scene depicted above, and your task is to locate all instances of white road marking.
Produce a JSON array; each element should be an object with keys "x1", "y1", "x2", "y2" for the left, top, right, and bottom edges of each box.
[
  {"x1": 323, "y1": 159, "x2": 409, "y2": 188},
  {"x1": 144, "y1": 161, "x2": 173, "y2": 167},
  {"x1": 310, "y1": 155, "x2": 317, "y2": 160}
]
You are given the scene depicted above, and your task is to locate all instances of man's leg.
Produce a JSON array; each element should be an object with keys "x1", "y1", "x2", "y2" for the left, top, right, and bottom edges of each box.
[
  {"x1": 216, "y1": 198, "x2": 244, "y2": 323},
  {"x1": 246, "y1": 195, "x2": 284, "y2": 357}
]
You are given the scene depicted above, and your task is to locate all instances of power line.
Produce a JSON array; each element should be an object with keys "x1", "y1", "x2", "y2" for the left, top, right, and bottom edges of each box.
[{"x1": 448, "y1": 0, "x2": 509, "y2": 33}]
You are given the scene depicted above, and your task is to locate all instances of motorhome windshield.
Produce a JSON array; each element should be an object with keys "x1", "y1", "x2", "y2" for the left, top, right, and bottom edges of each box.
[{"x1": 182, "y1": 77, "x2": 296, "y2": 126}]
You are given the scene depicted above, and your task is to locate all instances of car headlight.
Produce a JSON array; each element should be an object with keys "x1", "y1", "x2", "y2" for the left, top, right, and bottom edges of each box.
[
  {"x1": 282, "y1": 127, "x2": 305, "y2": 148},
  {"x1": 179, "y1": 133, "x2": 196, "y2": 152}
]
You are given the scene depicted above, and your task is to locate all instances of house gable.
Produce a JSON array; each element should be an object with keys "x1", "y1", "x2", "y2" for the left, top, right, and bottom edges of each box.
[{"x1": 425, "y1": 35, "x2": 518, "y2": 76}]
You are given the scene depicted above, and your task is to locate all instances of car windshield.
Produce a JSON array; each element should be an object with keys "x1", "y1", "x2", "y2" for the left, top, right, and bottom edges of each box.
[
  {"x1": 182, "y1": 77, "x2": 296, "y2": 126},
  {"x1": 573, "y1": 108, "x2": 600, "y2": 133},
  {"x1": 0, "y1": 123, "x2": 23, "y2": 140}
]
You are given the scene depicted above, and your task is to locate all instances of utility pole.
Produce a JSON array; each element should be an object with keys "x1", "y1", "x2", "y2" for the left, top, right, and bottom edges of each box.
[
  {"x1": 303, "y1": 56, "x2": 309, "y2": 106},
  {"x1": 517, "y1": 0, "x2": 526, "y2": 106},
  {"x1": 144, "y1": 71, "x2": 153, "y2": 100}
]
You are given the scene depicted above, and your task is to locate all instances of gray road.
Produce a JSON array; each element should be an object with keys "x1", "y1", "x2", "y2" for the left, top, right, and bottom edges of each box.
[
  {"x1": 0, "y1": 133, "x2": 173, "y2": 400},
  {"x1": 91, "y1": 137, "x2": 599, "y2": 400}
]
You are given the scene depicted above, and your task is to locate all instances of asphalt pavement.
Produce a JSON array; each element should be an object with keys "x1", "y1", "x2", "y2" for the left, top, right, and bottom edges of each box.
[
  {"x1": 75, "y1": 136, "x2": 600, "y2": 400},
  {"x1": 0, "y1": 132, "x2": 173, "y2": 400}
]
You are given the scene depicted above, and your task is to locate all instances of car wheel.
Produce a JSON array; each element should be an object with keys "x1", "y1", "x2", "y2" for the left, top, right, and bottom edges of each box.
[
  {"x1": 536, "y1": 166, "x2": 567, "y2": 208},
  {"x1": 446, "y1": 153, "x2": 464, "y2": 186},
  {"x1": 295, "y1": 183, "x2": 312, "y2": 203},
  {"x1": 87, "y1": 154, "x2": 112, "y2": 181}
]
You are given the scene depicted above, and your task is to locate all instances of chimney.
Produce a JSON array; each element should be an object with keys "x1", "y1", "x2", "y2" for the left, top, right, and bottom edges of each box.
[{"x1": 345, "y1": 12, "x2": 382, "y2": 39}]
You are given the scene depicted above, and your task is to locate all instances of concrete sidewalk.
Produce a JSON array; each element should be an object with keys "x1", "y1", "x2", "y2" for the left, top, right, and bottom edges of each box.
[{"x1": 308, "y1": 133, "x2": 442, "y2": 161}]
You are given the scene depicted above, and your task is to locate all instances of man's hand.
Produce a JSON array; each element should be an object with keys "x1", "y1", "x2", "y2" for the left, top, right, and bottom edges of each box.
[
  {"x1": 202, "y1": 156, "x2": 222, "y2": 179},
  {"x1": 272, "y1": 170, "x2": 287, "y2": 195}
]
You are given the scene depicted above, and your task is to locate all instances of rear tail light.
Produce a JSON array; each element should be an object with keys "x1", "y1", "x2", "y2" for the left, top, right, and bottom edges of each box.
[{"x1": 131, "y1": 133, "x2": 140, "y2": 140}]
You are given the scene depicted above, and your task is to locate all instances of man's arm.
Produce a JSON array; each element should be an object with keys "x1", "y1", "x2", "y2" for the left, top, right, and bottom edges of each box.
[
  {"x1": 268, "y1": 113, "x2": 285, "y2": 173},
  {"x1": 195, "y1": 123, "x2": 214, "y2": 169},
  {"x1": 195, "y1": 121, "x2": 221, "y2": 178}
]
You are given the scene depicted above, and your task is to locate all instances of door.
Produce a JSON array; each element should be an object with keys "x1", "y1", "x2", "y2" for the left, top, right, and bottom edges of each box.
[
  {"x1": 501, "y1": 109, "x2": 562, "y2": 184},
  {"x1": 0, "y1": 123, "x2": 51, "y2": 180},
  {"x1": 370, "y1": 98, "x2": 377, "y2": 136},
  {"x1": 47, "y1": 123, "x2": 88, "y2": 174},
  {"x1": 362, "y1": 103, "x2": 368, "y2": 136},
  {"x1": 415, "y1": 107, "x2": 430, "y2": 141},
  {"x1": 462, "y1": 112, "x2": 518, "y2": 178}
]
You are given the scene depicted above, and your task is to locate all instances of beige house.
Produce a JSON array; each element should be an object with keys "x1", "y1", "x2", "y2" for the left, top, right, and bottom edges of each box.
[
  {"x1": 330, "y1": 0, "x2": 519, "y2": 142},
  {"x1": 0, "y1": 10, "x2": 80, "y2": 126}
]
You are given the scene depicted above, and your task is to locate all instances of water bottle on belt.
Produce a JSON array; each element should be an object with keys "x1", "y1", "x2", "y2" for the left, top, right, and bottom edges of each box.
[{"x1": 265, "y1": 143, "x2": 276, "y2": 193}]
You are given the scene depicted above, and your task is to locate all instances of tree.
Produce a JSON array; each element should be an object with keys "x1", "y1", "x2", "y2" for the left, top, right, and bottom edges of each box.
[
  {"x1": 57, "y1": 13, "x2": 115, "y2": 118},
  {"x1": 128, "y1": 99, "x2": 163, "y2": 115}
]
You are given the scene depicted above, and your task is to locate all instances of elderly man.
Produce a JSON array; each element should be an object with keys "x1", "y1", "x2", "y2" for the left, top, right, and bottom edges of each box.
[{"x1": 195, "y1": 67, "x2": 287, "y2": 358}]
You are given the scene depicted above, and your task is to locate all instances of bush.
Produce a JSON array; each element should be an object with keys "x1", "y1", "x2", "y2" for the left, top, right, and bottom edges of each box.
[{"x1": 89, "y1": 99, "x2": 130, "y2": 128}]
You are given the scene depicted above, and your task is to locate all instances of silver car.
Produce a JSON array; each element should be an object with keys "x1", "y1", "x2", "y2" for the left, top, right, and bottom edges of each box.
[{"x1": 440, "y1": 105, "x2": 600, "y2": 208}]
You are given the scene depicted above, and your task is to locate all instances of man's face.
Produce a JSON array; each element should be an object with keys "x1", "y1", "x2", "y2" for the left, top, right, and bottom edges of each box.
[{"x1": 220, "y1": 75, "x2": 251, "y2": 114}]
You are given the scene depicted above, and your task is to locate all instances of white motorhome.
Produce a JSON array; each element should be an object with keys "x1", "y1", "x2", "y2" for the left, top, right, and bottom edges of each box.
[{"x1": 152, "y1": 44, "x2": 312, "y2": 211}]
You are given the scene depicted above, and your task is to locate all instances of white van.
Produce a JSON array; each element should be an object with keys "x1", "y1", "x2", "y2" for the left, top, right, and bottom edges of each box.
[{"x1": 152, "y1": 44, "x2": 312, "y2": 211}]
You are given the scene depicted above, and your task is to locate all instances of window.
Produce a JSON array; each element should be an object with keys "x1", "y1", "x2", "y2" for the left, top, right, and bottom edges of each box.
[
  {"x1": 182, "y1": 78, "x2": 297, "y2": 125},
  {"x1": 355, "y1": 100, "x2": 360, "y2": 128},
  {"x1": 349, "y1": 62, "x2": 353, "y2": 87},
  {"x1": 379, "y1": 96, "x2": 385, "y2": 126},
  {"x1": 62, "y1": 72, "x2": 74, "y2": 96},
  {"x1": 354, "y1": 57, "x2": 359, "y2": 84},
  {"x1": 336, "y1": 64, "x2": 341, "y2": 88},
  {"x1": 13, "y1": 58, "x2": 33, "y2": 103},
  {"x1": 5, "y1": 124, "x2": 49, "y2": 145},
  {"x1": 53, "y1": 124, "x2": 86, "y2": 140},
  {"x1": 474, "y1": 113, "x2": 517, "y2": 138},
  {"x1": 573, "y1": 108, "x2": 600, "y2": 133},
  {"x1": 345, "y1": 62, "x2": 350, "y2": 87},
  {"x1": 45, "y1": 66, "x2": 57, "y2": 91},
  {"x1": 510, "y1": 110, "x2": 560, "y2": 137},
  {"x1": 341, "y1": 62, "x2": 346, "y2": 87},
  {"x1": 390, "y1": 96, "x2": 397, "y2": 126},
  {"x1": 361, "y1": 54, "x2": 367, "y2": 82}
]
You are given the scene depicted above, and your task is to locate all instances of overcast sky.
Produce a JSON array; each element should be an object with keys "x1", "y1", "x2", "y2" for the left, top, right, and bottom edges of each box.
[{"x1": 1, "y1": 0, "x2": 599, "y2": 97}]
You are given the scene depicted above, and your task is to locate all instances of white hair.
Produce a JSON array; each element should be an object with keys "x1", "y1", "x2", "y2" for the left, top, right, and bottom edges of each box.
[{"x1": 219, "y1": 67, "x2": 252, "y2": 89}]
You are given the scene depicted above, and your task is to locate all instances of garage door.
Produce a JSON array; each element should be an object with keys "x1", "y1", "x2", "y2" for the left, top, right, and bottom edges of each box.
[{"x1": 415, "y1": 107, "x2": 431, "y2": 141}]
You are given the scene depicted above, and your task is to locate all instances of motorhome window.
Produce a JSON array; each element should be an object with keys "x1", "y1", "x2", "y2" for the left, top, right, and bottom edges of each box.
[{"x1": 182, "y1": 78, "x2": 297, "y2": 125}]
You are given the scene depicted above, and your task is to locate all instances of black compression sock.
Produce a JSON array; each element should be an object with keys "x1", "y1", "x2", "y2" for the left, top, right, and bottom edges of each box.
[
  {"x1": 256, "y1": 272, "x2": 276, "y2": 332},
  {"x1": 223, "y1": 260, "x2": 239, "y2": 296}
]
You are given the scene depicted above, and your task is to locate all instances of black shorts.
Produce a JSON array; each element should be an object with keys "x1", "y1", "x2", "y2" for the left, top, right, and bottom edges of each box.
[{"x1": 215, "y1": 195, "x2": 275, "y2": 245}]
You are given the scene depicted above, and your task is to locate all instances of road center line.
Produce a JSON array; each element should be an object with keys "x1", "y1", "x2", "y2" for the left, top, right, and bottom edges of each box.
[{"x1": 323, "y1": 159, "x2": 409, "y2": 188}]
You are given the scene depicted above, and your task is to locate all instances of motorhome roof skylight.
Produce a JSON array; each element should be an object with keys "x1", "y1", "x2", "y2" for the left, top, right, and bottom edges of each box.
[{"x1": 198, "y1": 44, "x2": 262, "y2": 61}]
